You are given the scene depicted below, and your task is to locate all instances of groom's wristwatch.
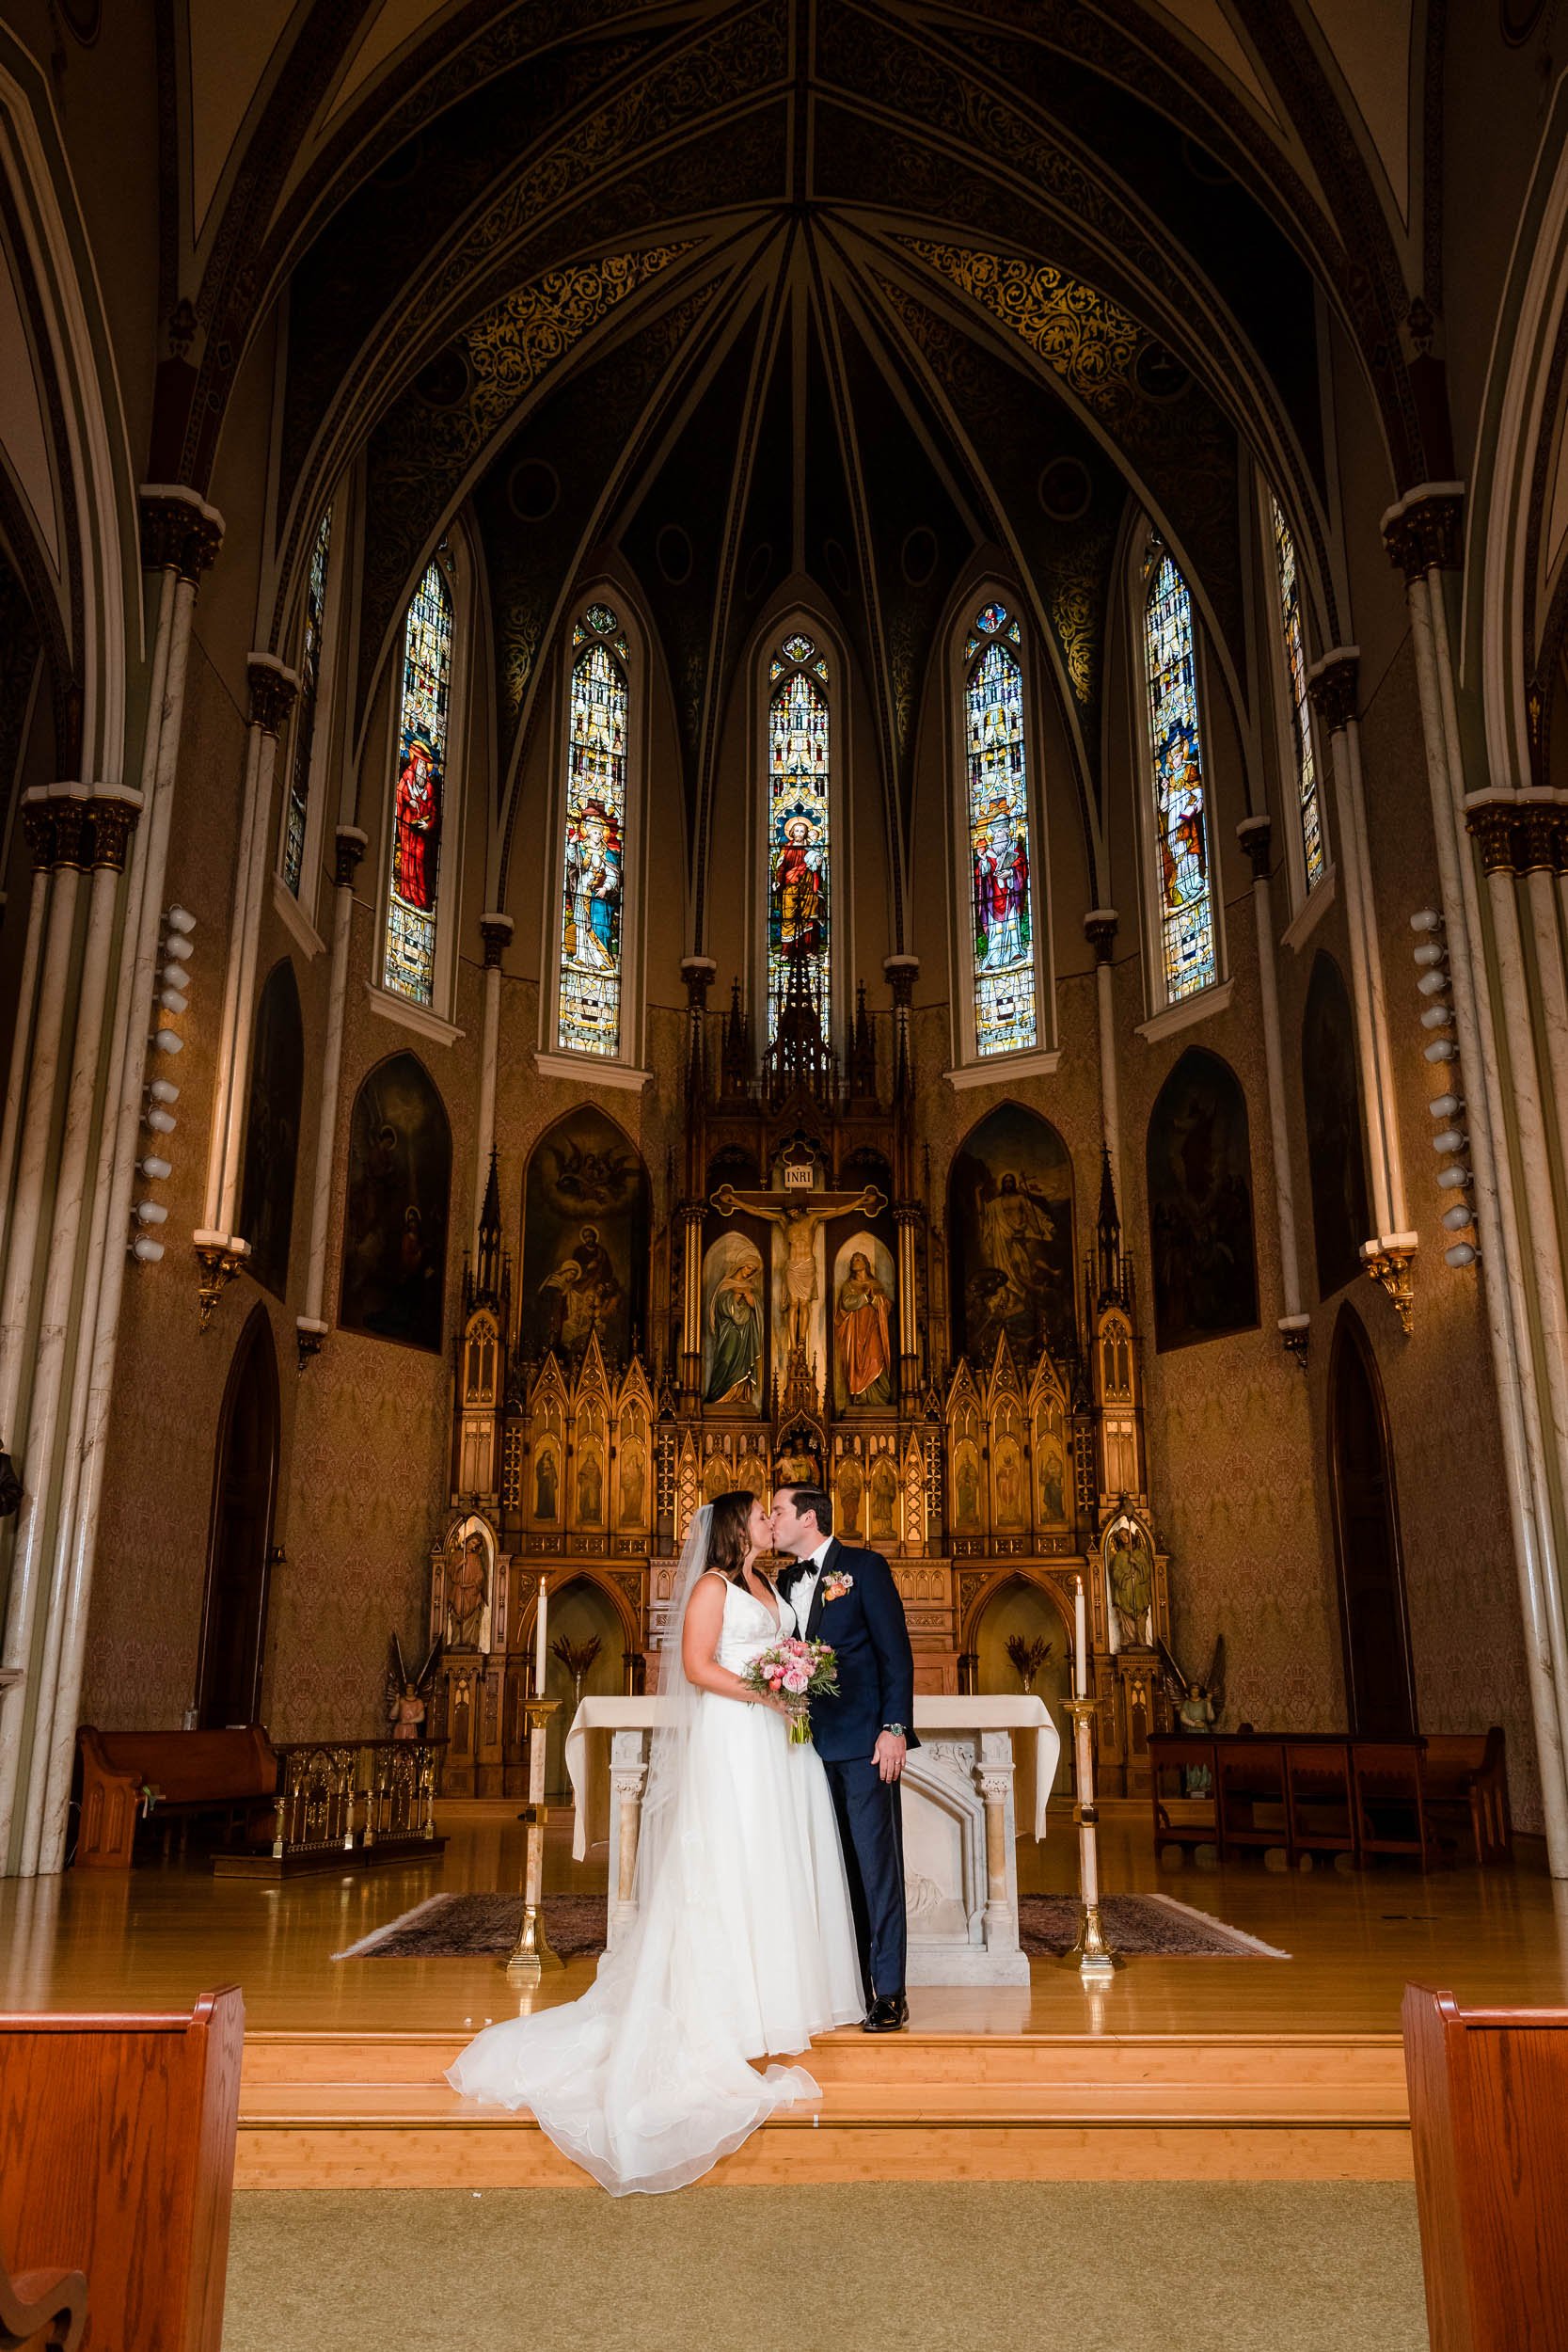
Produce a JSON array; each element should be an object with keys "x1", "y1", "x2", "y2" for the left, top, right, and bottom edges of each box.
[{"x1": 881, "y1": 1724, "x2": 906, "y2": 1740}]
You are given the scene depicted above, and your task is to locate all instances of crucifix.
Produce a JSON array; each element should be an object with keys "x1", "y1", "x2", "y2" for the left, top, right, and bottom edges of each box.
[{"x1": 709, "y1": 1178, "x2": 887, "y2": 1358}]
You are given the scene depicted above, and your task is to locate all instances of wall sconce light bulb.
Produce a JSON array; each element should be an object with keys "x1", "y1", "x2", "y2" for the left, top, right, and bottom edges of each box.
[
  {"x1": 164, "y1": 932, "x2": 194, "y2": 962},
  {"x1": 166, "y1": 904, "x2": 196, "y2": 935},
  {"x1": 1424, "y1": 1039, "x2": 1457, "y2": 1063},
  {"x1": 1442, "y1": 1203, "x2": 1474, "y2": 1232},
  {"x1": 152, "y1": 1027, "x2": 183, "y2": 1055},
  {"x1": 1432, "y1": 1128, "x2": 1466, "y2": 1155},
  {"x1": 1429, "y1": 1093, "x2": 1462, "y2": 1120},
  {"x1": 1413, "y1": 942, "x2": 1446, "y2": 970},
  {"x1": 137, "y1": 1154, "x2": 172, "y2": 1182},
  {"x1": 1445, "y1": 1242, "x2": 1479, "y2": 1268},
  {"x1": 144, "y1": 1106, "x2": 176, "y2": 1135},
  {"x1": 1410, "y1": 908, "x2": 1443, "y2": 933},
  {"x1": 160, "y1": 961, "x2": 189, "y2": 990},
  {"x1": 149, "y1": 1077, "x2": 179, "y2": 1104},
  {"x1": 131, "y1": 1235, "x2": 165, "y2": 1264},
  {"x1": 158, "y1": 988, "x2": 188, "y2": 1016},
  {"x1": 134, "y1": 1199, "x2": 167, "y2": 1226},
  {"x1": 1419, "y1": 1004, "x2": 1453, "y2": 1030},
  {"x1": 1416, "y1": 967, "x2": 1449, "y2": 995},
  {"x1": 1436, "y1": 1164, "x2": 1472, "y2": 1191}
]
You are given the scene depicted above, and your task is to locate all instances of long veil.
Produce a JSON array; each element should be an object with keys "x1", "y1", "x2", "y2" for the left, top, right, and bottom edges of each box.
[{"x1": 446, "y1": 1500, "x2": 825, "y2": 2194}]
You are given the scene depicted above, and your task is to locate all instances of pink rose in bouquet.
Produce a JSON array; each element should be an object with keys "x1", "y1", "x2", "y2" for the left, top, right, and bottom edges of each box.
[{"x1": 743, "y1": 1635, "x2": 838, "y2": 1743}]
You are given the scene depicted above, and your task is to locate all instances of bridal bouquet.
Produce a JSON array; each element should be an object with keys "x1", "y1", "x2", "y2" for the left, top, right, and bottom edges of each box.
[{"x1": 743, "y1": 1637, "x2": 838, "y2": 1744}]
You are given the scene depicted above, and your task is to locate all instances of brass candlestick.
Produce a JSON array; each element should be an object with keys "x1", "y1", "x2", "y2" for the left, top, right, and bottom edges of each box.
[
  {"x1": 1063, "y1": 1694, "x2": 1121, "y2": 1986},
  {"x1": 505, "y1": 1697, "x2": 564, "y2": 1986}
]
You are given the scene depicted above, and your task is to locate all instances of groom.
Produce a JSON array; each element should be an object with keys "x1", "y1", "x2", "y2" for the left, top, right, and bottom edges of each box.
[{"x1": 772, "y1": 1485, "x2": 917, "y2": 2031}]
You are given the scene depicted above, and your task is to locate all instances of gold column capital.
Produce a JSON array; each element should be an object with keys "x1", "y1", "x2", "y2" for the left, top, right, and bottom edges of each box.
[
  {"x1": 1307, "y1": 648, "x2": 1360, "y2": 732},
  {"x1": 246, "y1": 653, "x2": 299, "y2": 737},
  {"x1": 138, "y1": 485, "x2": 225, "y2": 581},
  {"x1": 1381, "y1": 483, "x2": 1465, "y2": 582},
  {"x1": 333, "y1": 824, "x2": 368, "y2": 888}
]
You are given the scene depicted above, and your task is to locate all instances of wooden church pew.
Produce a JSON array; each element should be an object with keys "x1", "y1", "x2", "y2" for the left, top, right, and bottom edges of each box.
[
  {"x1": 1403, "y1": 1983, "x2": 1568, "y2": 2350},
  {"x1": 0, "y1": 1986, "x2": 243, "y2": 2352}
]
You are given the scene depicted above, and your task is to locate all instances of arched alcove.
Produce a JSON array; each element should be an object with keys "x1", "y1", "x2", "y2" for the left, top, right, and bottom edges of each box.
[
  {"x1": 195, "y1": 1308, "x2": 280, "y2": 1728},
  {"x1": 1327, "y1": 1306, "x2": 1417, "y2": 1736},
  {"x1": 237, "y1": 958, "x2": 304, "y2": 1298},
  {"x1": 338, "y1": 1051, "x2": 451, "y2": 1352},
  {"x1": 539, "y1": 1575, "x2": 627, "y2": 1798}
]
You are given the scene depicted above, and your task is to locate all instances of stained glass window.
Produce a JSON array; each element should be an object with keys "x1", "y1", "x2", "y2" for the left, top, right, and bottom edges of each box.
[
  {"x1": 282, "y1": 508, "x2": 331, "y2": 897},
  {"x1": 964, "y1": 601, "x2": 1037, "y2": 1057},
  {"x1": 766, "y1": 634, "x2": 832, "y2": 1046},
  {"x1": 1270, "y1": 495, "x2": 1325, "y2": 892},
  {"x1": 383, "y1": 555, "x2": 452, "y2": 1007},
  {"x1": 557, "y1": 603, "x2": 628, "y2": 1057},
  {"x1": 1143, "y1": 549, "x2": 1216, "y2": 1002}
]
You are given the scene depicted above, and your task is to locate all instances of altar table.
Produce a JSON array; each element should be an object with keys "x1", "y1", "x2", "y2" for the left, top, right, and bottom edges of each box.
[{"x1": 565, "y1": 1696, "x2": 1060, "y2": 1986}]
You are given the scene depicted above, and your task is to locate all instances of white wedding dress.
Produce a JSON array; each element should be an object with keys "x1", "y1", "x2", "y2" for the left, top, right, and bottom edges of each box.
[{"x1": 446, "y1": 1574, "x2": 864, "y2": 2194}]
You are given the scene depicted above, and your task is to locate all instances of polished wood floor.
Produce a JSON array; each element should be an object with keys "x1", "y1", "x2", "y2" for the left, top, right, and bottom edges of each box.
[{"x1": 7, "y1": 1802, "x2": 1563, "y2": 2184}]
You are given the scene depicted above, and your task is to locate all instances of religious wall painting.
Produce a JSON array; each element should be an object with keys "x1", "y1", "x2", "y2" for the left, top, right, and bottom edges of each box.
[
  {"x1": 521, "y1": 1107, "x2": 648, "y2": 1361},
  {"x1": 701, "y1": 1227, "x2": 768, "y2": 1407},
  {"x1": 1031, "y1": 1378, "x2": 1070, "y2": 1530},
  {"x1": 992, "y1": 1414, "x2": 1027, "y2": 1532},
  {"x1": 1145, "y1": 1046, "x2": 1259, "y2": 1350},
  {"x1": 533, "y1": 1440, "x2": 561, "y2": 1524},
  {"x1": 616, "y1": 1385, "x2": 652, "y2": 1533},
  {"x1": 949, "y1": 1104, "x2": 1076, "y2": 1363},
  {"x1": 237, "y1": 958, "x2": 304, "y2": 1300},
  {"x1": 952, "y1": 1440, "x2": 982, "y2": 1534},
  {"x1": 339, "y1": 1051, "x2": 451, "y2": 1351},
  {"x1": 832, "y1": 1231, "x2": 895, "y2": 1411},
  {"x1": 1102, "y1": 1503, "x2": 1155, "y2": 1652},
  {"x1": 868, "y1": 1454, "x2": 899, "y2": 1544},
  {"x1": 1303, "y1": 951, "x2": 1370, "y2": 1300}
]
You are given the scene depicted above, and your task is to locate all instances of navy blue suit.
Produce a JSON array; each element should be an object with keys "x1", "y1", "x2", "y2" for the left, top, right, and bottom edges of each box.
[{"x1": 782, "y1": 1537, "x2": 917, "y2": 2002}]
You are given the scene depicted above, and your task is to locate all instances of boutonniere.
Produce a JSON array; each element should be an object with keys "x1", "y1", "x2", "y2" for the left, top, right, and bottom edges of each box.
[{"x1": 823, "y1": 1572, "x2": 854, "y2": 1604}]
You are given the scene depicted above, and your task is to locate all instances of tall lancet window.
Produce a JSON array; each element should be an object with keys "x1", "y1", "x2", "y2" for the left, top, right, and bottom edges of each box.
[
  {"x1": 383, "y1": 554, "x2": 453, "y2": 1008},
  {"x1": 1269, "y1": 494, "x2": 1326, "y2": 894},
  {"x1": 766, "y1": 632, "x2": 832, "y2": 1047},
  {"x1": 557, "y1": 602, "x2": 629, "y2": 1057},
  {"x1": 282, "y1": 508, "x2": 332, "y2": 898},
  {"x1": 964, "y1": 600, "x2": 1037, "y2": 1057},
  {"x1": 1143, "y1": 548, "x2": 1216, "y2": 1003}
]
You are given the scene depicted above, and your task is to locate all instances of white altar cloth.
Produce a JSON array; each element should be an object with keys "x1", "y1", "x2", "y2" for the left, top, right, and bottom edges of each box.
[{"x1": 564, "y1": 1694, "x2": 1060, "y2": 1857}]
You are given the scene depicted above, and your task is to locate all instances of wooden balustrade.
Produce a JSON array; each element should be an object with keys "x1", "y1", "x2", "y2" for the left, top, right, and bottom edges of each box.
[
  {"x1": 1149, "y1": 1729, "x2": 1511, "y2": 1869},
  {"x1": 0, "y1": 1987, "x2": 243, "y2": 2352},
  {"x1": 1404, "y1": 1983, "x2": 1568, "y2": 2349},
  {"x1": 214, "y1": 1738, "x2": 446, "y2": 1879}
]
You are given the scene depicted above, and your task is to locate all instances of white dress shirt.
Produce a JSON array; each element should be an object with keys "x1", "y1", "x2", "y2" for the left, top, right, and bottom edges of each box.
[{"x1": 788, "y1": 1536, "x2": 834, "y2": 1633}]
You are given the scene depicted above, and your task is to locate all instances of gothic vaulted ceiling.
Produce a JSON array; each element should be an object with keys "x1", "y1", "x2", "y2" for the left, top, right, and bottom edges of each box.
[{"x1": 158, "y1": 0, "x2": 1446, "y2": 915}]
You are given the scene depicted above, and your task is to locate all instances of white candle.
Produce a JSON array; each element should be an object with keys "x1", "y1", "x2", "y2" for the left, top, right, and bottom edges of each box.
[
  {"x1": 534, "y1": 1576, "x2": 549, "y2": 1698},
  {"x1": 1074, "y1": 1575, "x2": 1087, "y2": 1699}
]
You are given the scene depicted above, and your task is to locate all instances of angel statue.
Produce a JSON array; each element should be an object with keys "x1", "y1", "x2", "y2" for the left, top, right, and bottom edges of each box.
[
  {"x1": 386, "y1": 1630, "x2": 443, "y2": 1740},
  {"x1": 1156, "y1": 1631, "x2": 1226, "y2": 1795}
]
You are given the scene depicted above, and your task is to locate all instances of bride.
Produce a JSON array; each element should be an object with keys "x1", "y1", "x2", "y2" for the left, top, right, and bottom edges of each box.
[{"x1": 446, "y1": 1490, "x2": 865, "y2": 2193}]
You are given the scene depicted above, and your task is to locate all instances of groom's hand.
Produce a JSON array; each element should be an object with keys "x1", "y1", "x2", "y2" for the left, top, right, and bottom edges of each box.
[{"x1": 873, "y1": 1729, "x2": 907, "y2": 1784}]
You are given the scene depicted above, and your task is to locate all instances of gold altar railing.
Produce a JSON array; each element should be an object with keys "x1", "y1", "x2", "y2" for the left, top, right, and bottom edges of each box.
[{"x1": 271, "y1": 1740, "x2": 445, "y2": 1860}]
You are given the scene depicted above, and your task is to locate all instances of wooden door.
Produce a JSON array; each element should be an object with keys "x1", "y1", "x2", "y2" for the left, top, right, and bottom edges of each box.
[
  {"x1": 196, "y1": 1309, "x2": 279, "y2": 1728},
  {"x1": 1328, "y1": 1307, "x2": 1417, "y2": 1736}
]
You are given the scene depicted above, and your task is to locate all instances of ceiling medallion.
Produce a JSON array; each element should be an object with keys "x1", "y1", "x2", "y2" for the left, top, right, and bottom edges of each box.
[
  {"x1": 508, "y1": 459, "x2": 560, "y2": 521},
  {"x1": 657, "y1": 523, "x2": 694, "y2": 585},
  {"x1": 413, "y1": 347, "x2": 473, "y2": 410},
  {"x1": 1038, "y1": 455, "x2": 1092, "y2": 523},
  {"x1": 900, "y1": 526, "x2": 938, "y2": 587},
  {"x1": 1132, "y1": 343, "x2": 1191, "y2": 403}
]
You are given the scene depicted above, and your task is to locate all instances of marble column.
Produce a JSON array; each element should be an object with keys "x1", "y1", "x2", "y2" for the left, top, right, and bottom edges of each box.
[
  {"x1": 203, "y1": 654, "x2": 298, "y2": 1249},
  {"x1": 1386, "y1": 483, "x2": 1568, "y2": 1871},
  {"x1": 297, "y1": 824, "x2": 367, "y2": 1363},
  {"x1": 0, "y1": 794, "x2": 141, "y2": 1867},
  {"x1": 33, "y1": 485, "x2": 222, "y2": 1874},
  {"x1": 1236, "y1": 818, "x2": 1307, "y2": 1347},
  {"x1": 473, "y1": 913, "x2": 513, "y2": 1248},
  {"x1": 678, "y1": 957, "x2": 717, "y2": 1403},
  {"x1": 0, "y1": 795, "x2": 88, "y2": 1462},
  {"x1": 0, "y1": 859, "x2": 50, "y2": 1276},
  {"x1": 883, "y1": 954, "x2": 922, "y2": 1395},
  {"x1": 1307, "y1": 650, "x2": 1411, "y2": 1268},
  {"x1": 1082, "y1": 912, "x2": 1121, "y2": 1214}
]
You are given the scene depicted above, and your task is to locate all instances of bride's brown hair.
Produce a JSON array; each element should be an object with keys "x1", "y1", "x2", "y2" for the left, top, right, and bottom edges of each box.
[{"x1": 705, "y1": 1490, "x2": 757, "y2": 1584}]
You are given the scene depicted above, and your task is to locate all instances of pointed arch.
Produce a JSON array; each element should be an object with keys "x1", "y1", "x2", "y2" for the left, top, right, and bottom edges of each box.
[
  {"x1": 1327, "y1": 1304, "x2": 1417, "y2": 1736},
  {"x1": 236, "y1": 958, "x2": 304, "y2": 1300},
  {"x1": 195, "y1": 1306, "x2": 280, "y2": 1729}
]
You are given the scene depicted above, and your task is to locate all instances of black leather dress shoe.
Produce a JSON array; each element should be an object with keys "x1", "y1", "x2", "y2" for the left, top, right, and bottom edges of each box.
[{"x1": 862, "y1": 1994, "x2": 909, "y2": 2033}]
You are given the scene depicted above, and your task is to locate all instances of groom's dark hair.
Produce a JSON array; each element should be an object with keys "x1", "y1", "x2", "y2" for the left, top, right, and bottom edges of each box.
[{"x1": 785, "y1": 1485, "x2": 832, "y2": 1536}]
